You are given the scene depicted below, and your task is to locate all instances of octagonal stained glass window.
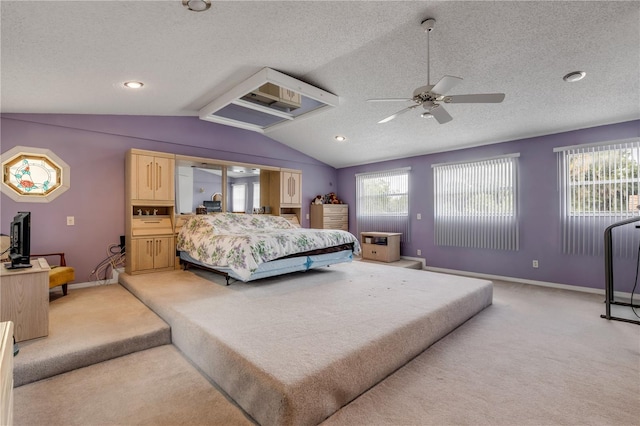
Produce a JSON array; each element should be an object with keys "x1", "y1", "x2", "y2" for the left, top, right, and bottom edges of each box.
[{"x1": 1, "y1": 146, "x2": 70, "y2": 203}]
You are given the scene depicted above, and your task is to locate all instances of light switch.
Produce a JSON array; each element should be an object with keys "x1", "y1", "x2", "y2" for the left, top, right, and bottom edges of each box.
[
  {"x1": 417, "y1": 213, "x2": 422, "y2": 220},
  {"x1": 67, "y1": 216, "x2": 75, "y2": 226}
]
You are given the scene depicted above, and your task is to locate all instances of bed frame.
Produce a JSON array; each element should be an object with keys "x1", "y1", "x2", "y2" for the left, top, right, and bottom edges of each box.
[{"x1": 179, "y1": 243, "x2": 356, "y2": 284}]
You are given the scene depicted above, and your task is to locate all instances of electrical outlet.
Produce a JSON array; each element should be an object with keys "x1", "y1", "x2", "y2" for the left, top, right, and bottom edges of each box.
[
  {"x1": 532, "y1": 260, "x2": 539, "y2": 268},
  {"x1": 417, "y1": 249, "x2": 422, "y2": 256},
  {"x1": 306, "y1": 213, "x2": 309, "y2": 220},
  {"x1": 67, "y1": 216, "x2": 75, "y2": 226}
]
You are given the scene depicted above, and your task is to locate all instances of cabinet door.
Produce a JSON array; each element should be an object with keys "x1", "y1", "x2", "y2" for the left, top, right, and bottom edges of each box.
[
  {"x1": 153, "y1": 157, "x2": 174, "y2": 201},
  {"x1": 132, "y1": 238, "x2": 155, "y2": 271},
  {"x1": 135, "y1": 155, "x2": 156, "y2": 200},
  {"x1": 133, "y1": 155, "x2": 174, "y2": 201},
  {"x1": 153, "y1": 237, "x2": 173, "y2": 269},
  {"x1": 280, "y1": 171, "x2": 301, "y2": 205}
]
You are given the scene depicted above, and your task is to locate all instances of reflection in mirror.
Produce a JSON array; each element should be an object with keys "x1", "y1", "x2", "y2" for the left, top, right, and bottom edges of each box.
[
  {"x1": 176, "y1": 163, "x2": 223, "y2": 214},
  {"x1": 227, "y1": 166, "x2": 261, "y2": 213}
]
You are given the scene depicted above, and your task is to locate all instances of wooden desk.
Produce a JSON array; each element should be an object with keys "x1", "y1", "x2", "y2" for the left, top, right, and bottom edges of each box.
[{"x1": 0, "y1": 258, "x2": 50, "y2": 342}]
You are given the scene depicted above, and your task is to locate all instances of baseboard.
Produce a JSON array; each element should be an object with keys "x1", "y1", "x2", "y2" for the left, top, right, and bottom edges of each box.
[
  {"x1": 424, "y1": 266, "x2": 634, "y2": 299},
  {"x1": 400, "y1": 256, "x2": 426, "y2": 269},
  {"x1": 52, "y1": 268, "x2": 123, "y2": 292}
]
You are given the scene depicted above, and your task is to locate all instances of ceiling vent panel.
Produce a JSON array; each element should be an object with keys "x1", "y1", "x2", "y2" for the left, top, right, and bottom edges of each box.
[{"x1": 199, "y1": 68, "x2": 338, "y2": 133}]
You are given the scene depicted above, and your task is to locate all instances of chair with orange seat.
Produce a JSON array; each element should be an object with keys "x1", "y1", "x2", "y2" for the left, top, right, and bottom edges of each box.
[{"x1": 30, "y1": 253, "x2": 75, "y2": 296}]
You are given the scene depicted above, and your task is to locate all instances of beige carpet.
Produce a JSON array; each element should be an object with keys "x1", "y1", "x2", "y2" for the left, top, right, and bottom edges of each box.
[
  {"x1": 120, "y1": 262, "x2": 493, "y2": 426},
  {"x1": 323, "y1": 280, "x2": 640, "y2": 425},
  {"x1": 13, "y1": 345, "x2": 253, "y2": 426},
  {"x1": 11, "y1": 271, "x2": 640, "y2": 426},
  {"x1": 13, "y1": 283, "x2": 170, "y2": 386}
]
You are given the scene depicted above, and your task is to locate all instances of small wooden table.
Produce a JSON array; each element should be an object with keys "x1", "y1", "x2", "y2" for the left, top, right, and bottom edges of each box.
[
  {"x1": 360, "y1": 232, "x2": 402, "y2": 263},
  {"x1": 0, "y1": 258, "x2": 50, "y2": 342}
]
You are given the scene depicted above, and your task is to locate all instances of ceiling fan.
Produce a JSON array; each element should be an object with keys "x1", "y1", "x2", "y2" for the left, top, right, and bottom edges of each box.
[{"x1": 368, "y1": 18, "x2": 505, "y2": 125}]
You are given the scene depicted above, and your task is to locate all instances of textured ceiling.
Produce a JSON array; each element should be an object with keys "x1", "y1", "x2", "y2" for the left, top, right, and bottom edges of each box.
[{"x1": 1, "y1": 1, "x2": 638, "y2": 168}]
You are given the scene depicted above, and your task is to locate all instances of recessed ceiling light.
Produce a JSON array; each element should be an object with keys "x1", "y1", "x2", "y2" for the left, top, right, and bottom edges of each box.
[
  {"x1": 334, "y1": 135, "x2": 347, "y2": 142},
  {"x1": 182, "y1": 0, "x2": 211, "y2": 12},
  {"x1": 563, "y1": 71, "x2": 586, "y2": 82},
  {"x1": 123, "y1": 81, "x2": 144, "y2": 89}
]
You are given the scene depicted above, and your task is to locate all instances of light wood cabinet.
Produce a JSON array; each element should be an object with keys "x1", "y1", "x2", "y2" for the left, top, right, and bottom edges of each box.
[
  {"x1": 360, "y1": 232, "x2": 402, "y2": 263},
  {"x1": 310, "y1": 204, "x2": 348, "y2": 230},
  {"x1": 0, "y1": 258, "x2": 50, "y2": 342},
  {"x1": 280, "y1": 169, "x2": 301, "y2": 206},
  {"x1": 0, "y1": 321, "x2": 13, "y2": 426},
  {"x1": 130, "y1": 236, "x2": 174, "y2": 272},
  {"x1": 125, "y1": 149, "x2": 176, "y2": 274},
  {"x1": 129, "y1": 152, "x2": 174, "y2": 201},
  {"x1": 262, "y1": 168, "x2": 303, "y2": 224}
]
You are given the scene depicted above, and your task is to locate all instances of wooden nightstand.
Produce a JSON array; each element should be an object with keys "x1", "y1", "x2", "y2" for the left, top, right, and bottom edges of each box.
[{"x1": 360, "y1": 232, "x2": 401, "y2": 263}]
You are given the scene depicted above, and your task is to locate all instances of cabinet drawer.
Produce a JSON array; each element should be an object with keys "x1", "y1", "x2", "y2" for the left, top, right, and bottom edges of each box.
[
  {"x1": 132, "y1": 217, "x2": 173, "y2": 236},
  {"x1": 323, "y1": 223, "x2": 348, "y2": 231}
]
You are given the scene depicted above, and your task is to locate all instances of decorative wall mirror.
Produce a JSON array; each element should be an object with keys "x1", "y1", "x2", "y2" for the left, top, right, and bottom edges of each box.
[{"x1": 175, "y1": 155, "x2": 277, "y2": 215}]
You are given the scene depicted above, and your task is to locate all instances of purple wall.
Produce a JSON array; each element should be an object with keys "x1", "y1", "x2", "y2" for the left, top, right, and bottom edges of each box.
[
  {"x1": 337, "y1": 120, "x2": 640, "y2": 292},
  {"x1": 3, "y1": 113, "x2": 638, "y2": 293},
  {"x1": 0, "y1": 114, "x2": 338, "y2": 283}
]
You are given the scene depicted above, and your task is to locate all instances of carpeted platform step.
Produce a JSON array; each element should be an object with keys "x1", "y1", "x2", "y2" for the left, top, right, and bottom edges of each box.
[
  {"x1": 14, "y1": 345, "x2": 251, "y2": 426},
  {"x1": 13, "y1": 284, "x2": 171, "y2": 387}
]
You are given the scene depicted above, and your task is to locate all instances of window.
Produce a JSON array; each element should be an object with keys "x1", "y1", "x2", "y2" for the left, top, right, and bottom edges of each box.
[
  {"x1": 556, "y1": 139, "x2": 640, "y2": 256},
  {"x1": 433, "y1": 154, "x2": 519, "y2": 250},
  {"x1": 231, "y1": 183, "x2": 246, "y2": 213},
  {"x1": 1, "y1": 146, "x2": 70, "y2": 203},
  {"x1": 252, "y1": 182, "x2": 261, "y2": 211},
  {"x1": 355, "y1": 168, "x2": 410, "y2": 242}
]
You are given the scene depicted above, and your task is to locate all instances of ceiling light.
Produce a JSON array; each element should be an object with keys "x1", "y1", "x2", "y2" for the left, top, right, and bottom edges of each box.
[
  {"x1": 182, "y1": 0, "x2": 211, "y2": 12},
  {"x1": 123, "y1": 81, "x2": 144, "y2": 89},
  {"x1": 563, "y1": 71, "x2": 586, "y2": 82},
  {"x1": 421, "y1": 112, "x2": 434, "y2": 119},
  {"x1": 334, "y1": 135, "x2": 346, "y2": 142}
]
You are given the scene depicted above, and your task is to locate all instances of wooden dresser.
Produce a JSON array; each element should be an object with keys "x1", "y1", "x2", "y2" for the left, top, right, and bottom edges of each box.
[{"x1": 310, "y1": 204, "x2": 348, "y2": 230}]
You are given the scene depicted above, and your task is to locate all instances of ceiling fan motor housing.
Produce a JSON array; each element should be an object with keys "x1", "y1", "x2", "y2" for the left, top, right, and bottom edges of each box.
[{"x1": 421, "y1": 18, "x2": 436, "y2": 32}]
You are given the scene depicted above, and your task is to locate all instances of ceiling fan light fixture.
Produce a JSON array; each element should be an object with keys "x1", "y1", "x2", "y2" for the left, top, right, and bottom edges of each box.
[
  {"x1": 421, "y1": 112, "x2": 434, "y2": 119},
  {"x1": 563, "y1": 71, "x2": 586, "y2": 82},
  {"x1": 182, "y1": 0, "x2": 211, "y2": 12}
]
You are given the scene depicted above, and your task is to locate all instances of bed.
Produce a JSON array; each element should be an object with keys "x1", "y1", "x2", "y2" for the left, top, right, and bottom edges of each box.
[{"x1": 176, "y1": 213, "x2": 360, "y2": 283}]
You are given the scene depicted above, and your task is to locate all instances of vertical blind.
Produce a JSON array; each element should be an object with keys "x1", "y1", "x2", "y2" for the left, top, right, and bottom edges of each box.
[
  {"x1": 355, "y1": 167, "x2": 410, "y2": 243},
  {"x1": 433, "y1": 154, "x2": 519, "y2": 251},
  {"x1": 555, "y1": 139, "x2": 640, "y2": 256}
]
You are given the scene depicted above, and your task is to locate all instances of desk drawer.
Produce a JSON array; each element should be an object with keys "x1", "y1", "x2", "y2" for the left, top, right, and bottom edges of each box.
[{"x1": 132, "y1": 217, "x2": 173, "y2": 236}]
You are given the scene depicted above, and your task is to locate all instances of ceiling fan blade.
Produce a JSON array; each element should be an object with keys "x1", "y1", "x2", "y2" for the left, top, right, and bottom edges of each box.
[
  {"x1": 367, "y1": 98, "x2": 412, "y2": 102},
  {"x1": 431, "y1": 75, "x2": 463, "y2": 95},
  {"x1": 378, "y1": 105, "x2": 418, "y2": 124},
  {"x1": 429, "y1": 105, "x2": 453, "y2": 124},
  {"x1": 444, "y1": 93, "x2": 505, "y2": 103}
]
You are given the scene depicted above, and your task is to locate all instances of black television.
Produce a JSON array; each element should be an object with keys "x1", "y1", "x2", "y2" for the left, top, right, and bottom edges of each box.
[{"x1": 5, "y1": 211, "x2": 32, "y2": 269}]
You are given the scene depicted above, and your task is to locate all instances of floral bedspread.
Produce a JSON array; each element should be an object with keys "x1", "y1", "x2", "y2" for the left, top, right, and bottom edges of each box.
[{"x1": 177, "y1": 213, "x2": 360, "y2": 281}]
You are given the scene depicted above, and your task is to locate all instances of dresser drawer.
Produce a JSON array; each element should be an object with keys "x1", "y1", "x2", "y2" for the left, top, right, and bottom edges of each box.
[
  {"x1": 323, "y1": 214, "x2": 347, "y2": 225},
  {"x1": 322, "y1": 204, "x2": 348, "y2": 216}
]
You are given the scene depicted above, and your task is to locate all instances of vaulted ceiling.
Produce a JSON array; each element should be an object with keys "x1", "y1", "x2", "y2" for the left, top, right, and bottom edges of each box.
[{"x1": 1, "y1": 1, "x2": 638, "y2": 168}]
